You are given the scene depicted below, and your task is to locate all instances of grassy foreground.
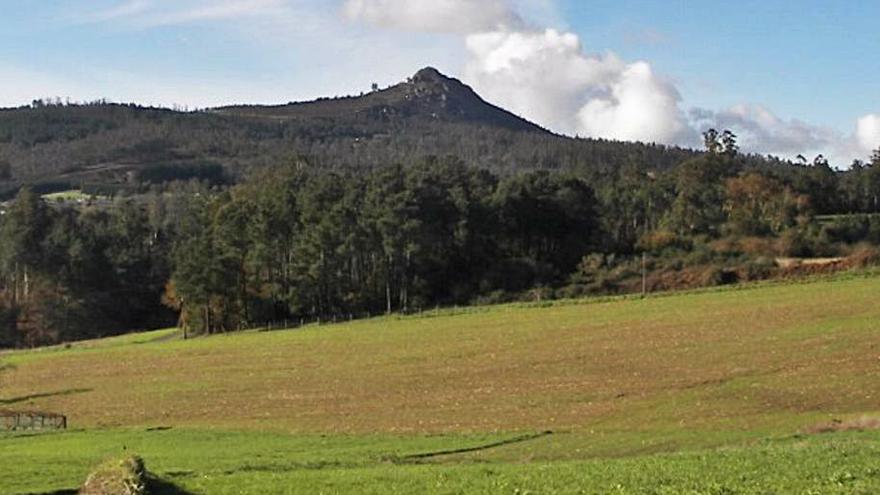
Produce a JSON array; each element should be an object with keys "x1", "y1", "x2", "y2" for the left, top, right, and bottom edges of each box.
[
  {"x1": 2, "y1": 274, "x2": 880, "y2": 493},
  {"x1": 3, "y1": 428, "x2": 880, "y2": 494}
]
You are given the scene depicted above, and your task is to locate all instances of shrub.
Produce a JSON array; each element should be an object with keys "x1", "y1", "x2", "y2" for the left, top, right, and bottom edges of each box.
[
  {"x1": 822, "y1": 215, "x2": 871, "y2": 244},
  {"x1": 776, "y1": 227, "x2": 837, "y2": 258},
  {"x1": 739, "y1": 257, "x2": 776, "y2": 281},
  {"x1": 847, "y1": 244, "x2": 880, "y2": 268},
  {"x1": 637, "y1": 229, "x2": 690, "y2": 253},
  {"x1": 698, "y1": 266, "x2": 734, "y2": 287}
]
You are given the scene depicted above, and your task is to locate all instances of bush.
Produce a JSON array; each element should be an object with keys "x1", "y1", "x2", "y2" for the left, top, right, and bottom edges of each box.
[
  {"x1": 699, "y1": 267, "x2": 727, "y2": 287},
  {"x1": 711, "y1": 236, "x2": 776, "y2": 257},
  {"x1": 776, "y1": 227, "x2": 837, "y2": 258},
  {"x1": 740, "y1": 257, "x2": 776, "y2": 281},
  {"x1": 683, "y1": 242, "x2": 716, "y2": 266},
  {"x1": 637, "y1": 230, "x2": 691, "y2": 253},
  {"x1": 847, "y1": 244, "x2": 880, "y2": 268}
]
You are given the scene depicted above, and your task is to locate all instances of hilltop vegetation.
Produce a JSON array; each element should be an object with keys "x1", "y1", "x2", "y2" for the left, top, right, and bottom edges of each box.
[{"x1": 2, "y1": 274, "x2": 880, "y2": 493}]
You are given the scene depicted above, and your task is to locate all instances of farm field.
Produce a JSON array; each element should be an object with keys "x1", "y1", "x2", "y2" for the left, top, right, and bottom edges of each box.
[{"x1": 2, "y1": 273, "x2": 880, "y2": 493}]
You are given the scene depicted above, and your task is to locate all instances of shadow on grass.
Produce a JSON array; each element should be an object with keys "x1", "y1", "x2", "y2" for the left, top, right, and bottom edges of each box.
[
  {"x1": 147, "y1": 475, "x2": 197, "y2": 495},
  {"x1": 23, "y1": 479, "x2": 193, "y2": 495},
  {"x1": 0, "y1": 388, "x2": 92, "y2": 405},
  {"x1": 23, "y1": 476, "x2": 194, "y2": 495},
  {"x1": 143, "y1": 330, "x2": 183, "y2": 344},
  {"x1": 391, "y1": 430, "x2": 554, "y2": 463}
]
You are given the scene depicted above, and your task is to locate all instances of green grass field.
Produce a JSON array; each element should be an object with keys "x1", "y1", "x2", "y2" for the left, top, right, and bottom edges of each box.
[{"x1": 2, "y1": 274, "x2": 880, "y2": 493}]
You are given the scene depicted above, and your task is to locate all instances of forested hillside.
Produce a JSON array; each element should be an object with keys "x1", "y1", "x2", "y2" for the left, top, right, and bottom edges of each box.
[
  {"x1": 1, "y1": 68, "x2": 880, "y2": 346},
  {"x1": 0, "y1": 68, "x2": 697, "y2": 199}
]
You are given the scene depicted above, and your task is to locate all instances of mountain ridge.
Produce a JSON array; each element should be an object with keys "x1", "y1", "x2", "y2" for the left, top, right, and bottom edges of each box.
[
  {"x1": 0, "y1": 67, "x2": 699, "y2": 198},
  {"x1": 214, "y1": 67, "x2": 549, "y2": 134}
]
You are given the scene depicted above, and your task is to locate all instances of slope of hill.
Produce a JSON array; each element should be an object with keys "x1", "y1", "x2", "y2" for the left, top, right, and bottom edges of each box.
[
  {"x1": 0, "y1": 67, "x2": 697, "y2": 198},
  {"x1": 2, "y1": 274, "x2": 879, "y2": 493},
  {"x1": 216, "y1": 67, "x2": 548, "y2": 133}
]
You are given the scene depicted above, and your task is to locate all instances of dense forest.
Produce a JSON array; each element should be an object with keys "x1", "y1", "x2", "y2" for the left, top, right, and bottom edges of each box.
[
  {"x1": 1, "y1": 135, "x2": 879, "y2": 346},
  {"x1": 1, "y1": 68, "x2": 879, "y2": 346}
]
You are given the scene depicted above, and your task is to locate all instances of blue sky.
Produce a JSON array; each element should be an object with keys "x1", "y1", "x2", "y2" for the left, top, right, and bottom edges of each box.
[
  {"x1": 558, "y1": 0, "x2": 880, "y2": 132},
  {"x1": 1, "y1": 0, "x2": 878, "y2": 164}
]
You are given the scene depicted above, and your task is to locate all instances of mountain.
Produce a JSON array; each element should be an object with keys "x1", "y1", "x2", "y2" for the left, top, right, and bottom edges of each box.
[
  {"x1": 217, "y1": 67, "x2": 548, "y2": 134},
  {"x1": 0, "y1": 67, "x2": 696, "y2": 198}
]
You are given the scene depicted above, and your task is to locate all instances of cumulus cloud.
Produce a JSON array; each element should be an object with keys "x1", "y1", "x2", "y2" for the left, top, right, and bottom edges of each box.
[
  {"x1": 686, "y1": 106, "x2": 880, "y2": 165},
  {"x1": 465, "y1": 28, "x2": 693, "y2": 144},
  {"x1": 577, "y1": 62, "x2": 691, "y2": 144},
  {"x1": 689, "y1": 104, "x2": 839, "y2": 156},
  {"x1": 856, "y1": 114, "x2": 880, "y2": 154},
  {"x1": 341, "y1": 0, "x2": 521, "y2": 33}
]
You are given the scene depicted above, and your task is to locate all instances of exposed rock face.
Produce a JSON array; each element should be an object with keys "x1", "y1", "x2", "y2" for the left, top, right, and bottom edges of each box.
[
  {"x1": 394, "y1": 67, "x2": 545, "y2": 131},
  {"x1": 221, "y1": 66, "x2": 548, "y2": 133}
]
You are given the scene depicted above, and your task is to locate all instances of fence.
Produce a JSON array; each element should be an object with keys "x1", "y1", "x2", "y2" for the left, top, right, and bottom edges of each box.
[{"x1": 0, "y1": 411, "x2": 67, "y2": 431}]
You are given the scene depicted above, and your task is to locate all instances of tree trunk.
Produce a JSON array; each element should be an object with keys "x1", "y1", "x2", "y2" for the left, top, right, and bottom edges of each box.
[{"x1": 385, "y1": 252, "x2": 394, "y2": 315}]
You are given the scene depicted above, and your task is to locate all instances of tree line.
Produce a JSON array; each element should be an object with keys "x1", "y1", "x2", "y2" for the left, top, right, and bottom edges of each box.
[
  {"x1": 163, "y1": 158, "x2": 600, "y2": 334},
  {"x1": 1, "y1": 138, "x2": 880, "y2": 345}
]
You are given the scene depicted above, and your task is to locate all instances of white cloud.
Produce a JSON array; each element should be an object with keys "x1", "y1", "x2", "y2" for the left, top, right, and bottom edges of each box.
[
  {"x1": 341, "y1": 0, "x2": 521, "y2": 33},
  {"x1": 687, "y1": 106, "x2": 880, "y2": 166},
  {"x1": 577, "y1": 61, "x2": 690, "y2": 144},
  {"x1": 856, "y1": 114, "x2": 880, "y2": 155},
  {"x1": 465, "y1": 28, "x2": 693, "y2": 144},
  {"x1": 689, "y1": 104, "x2": 839, "y2": 156}
]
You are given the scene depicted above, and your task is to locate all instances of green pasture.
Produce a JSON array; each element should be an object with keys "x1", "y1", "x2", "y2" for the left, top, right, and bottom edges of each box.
[{"x1": 2, "y1": 273, "x2": 879, "y2": 493}]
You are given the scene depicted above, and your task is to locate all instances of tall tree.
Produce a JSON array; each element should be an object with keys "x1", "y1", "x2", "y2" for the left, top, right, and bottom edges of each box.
[
  {"x1": 663, "y1": 155, "x2": 731, "y2": 236},
  {"x1": 724, "y1": 173, "x2": 806, "y2": 236},
  {"x1": 0, "y1": 189, "x2": 50, "y2": 304}
]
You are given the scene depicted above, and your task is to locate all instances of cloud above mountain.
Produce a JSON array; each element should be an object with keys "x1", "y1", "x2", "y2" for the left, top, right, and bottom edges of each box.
[
  {"x1": 337, "y1": 1, "x2": 714, "y2": 148},
  {"x1": 464, "y1": 29, "x2": 692, "y2": 144},
  {"x1": 342, "y1": 0, "x2": 880, "y2": 164}
]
